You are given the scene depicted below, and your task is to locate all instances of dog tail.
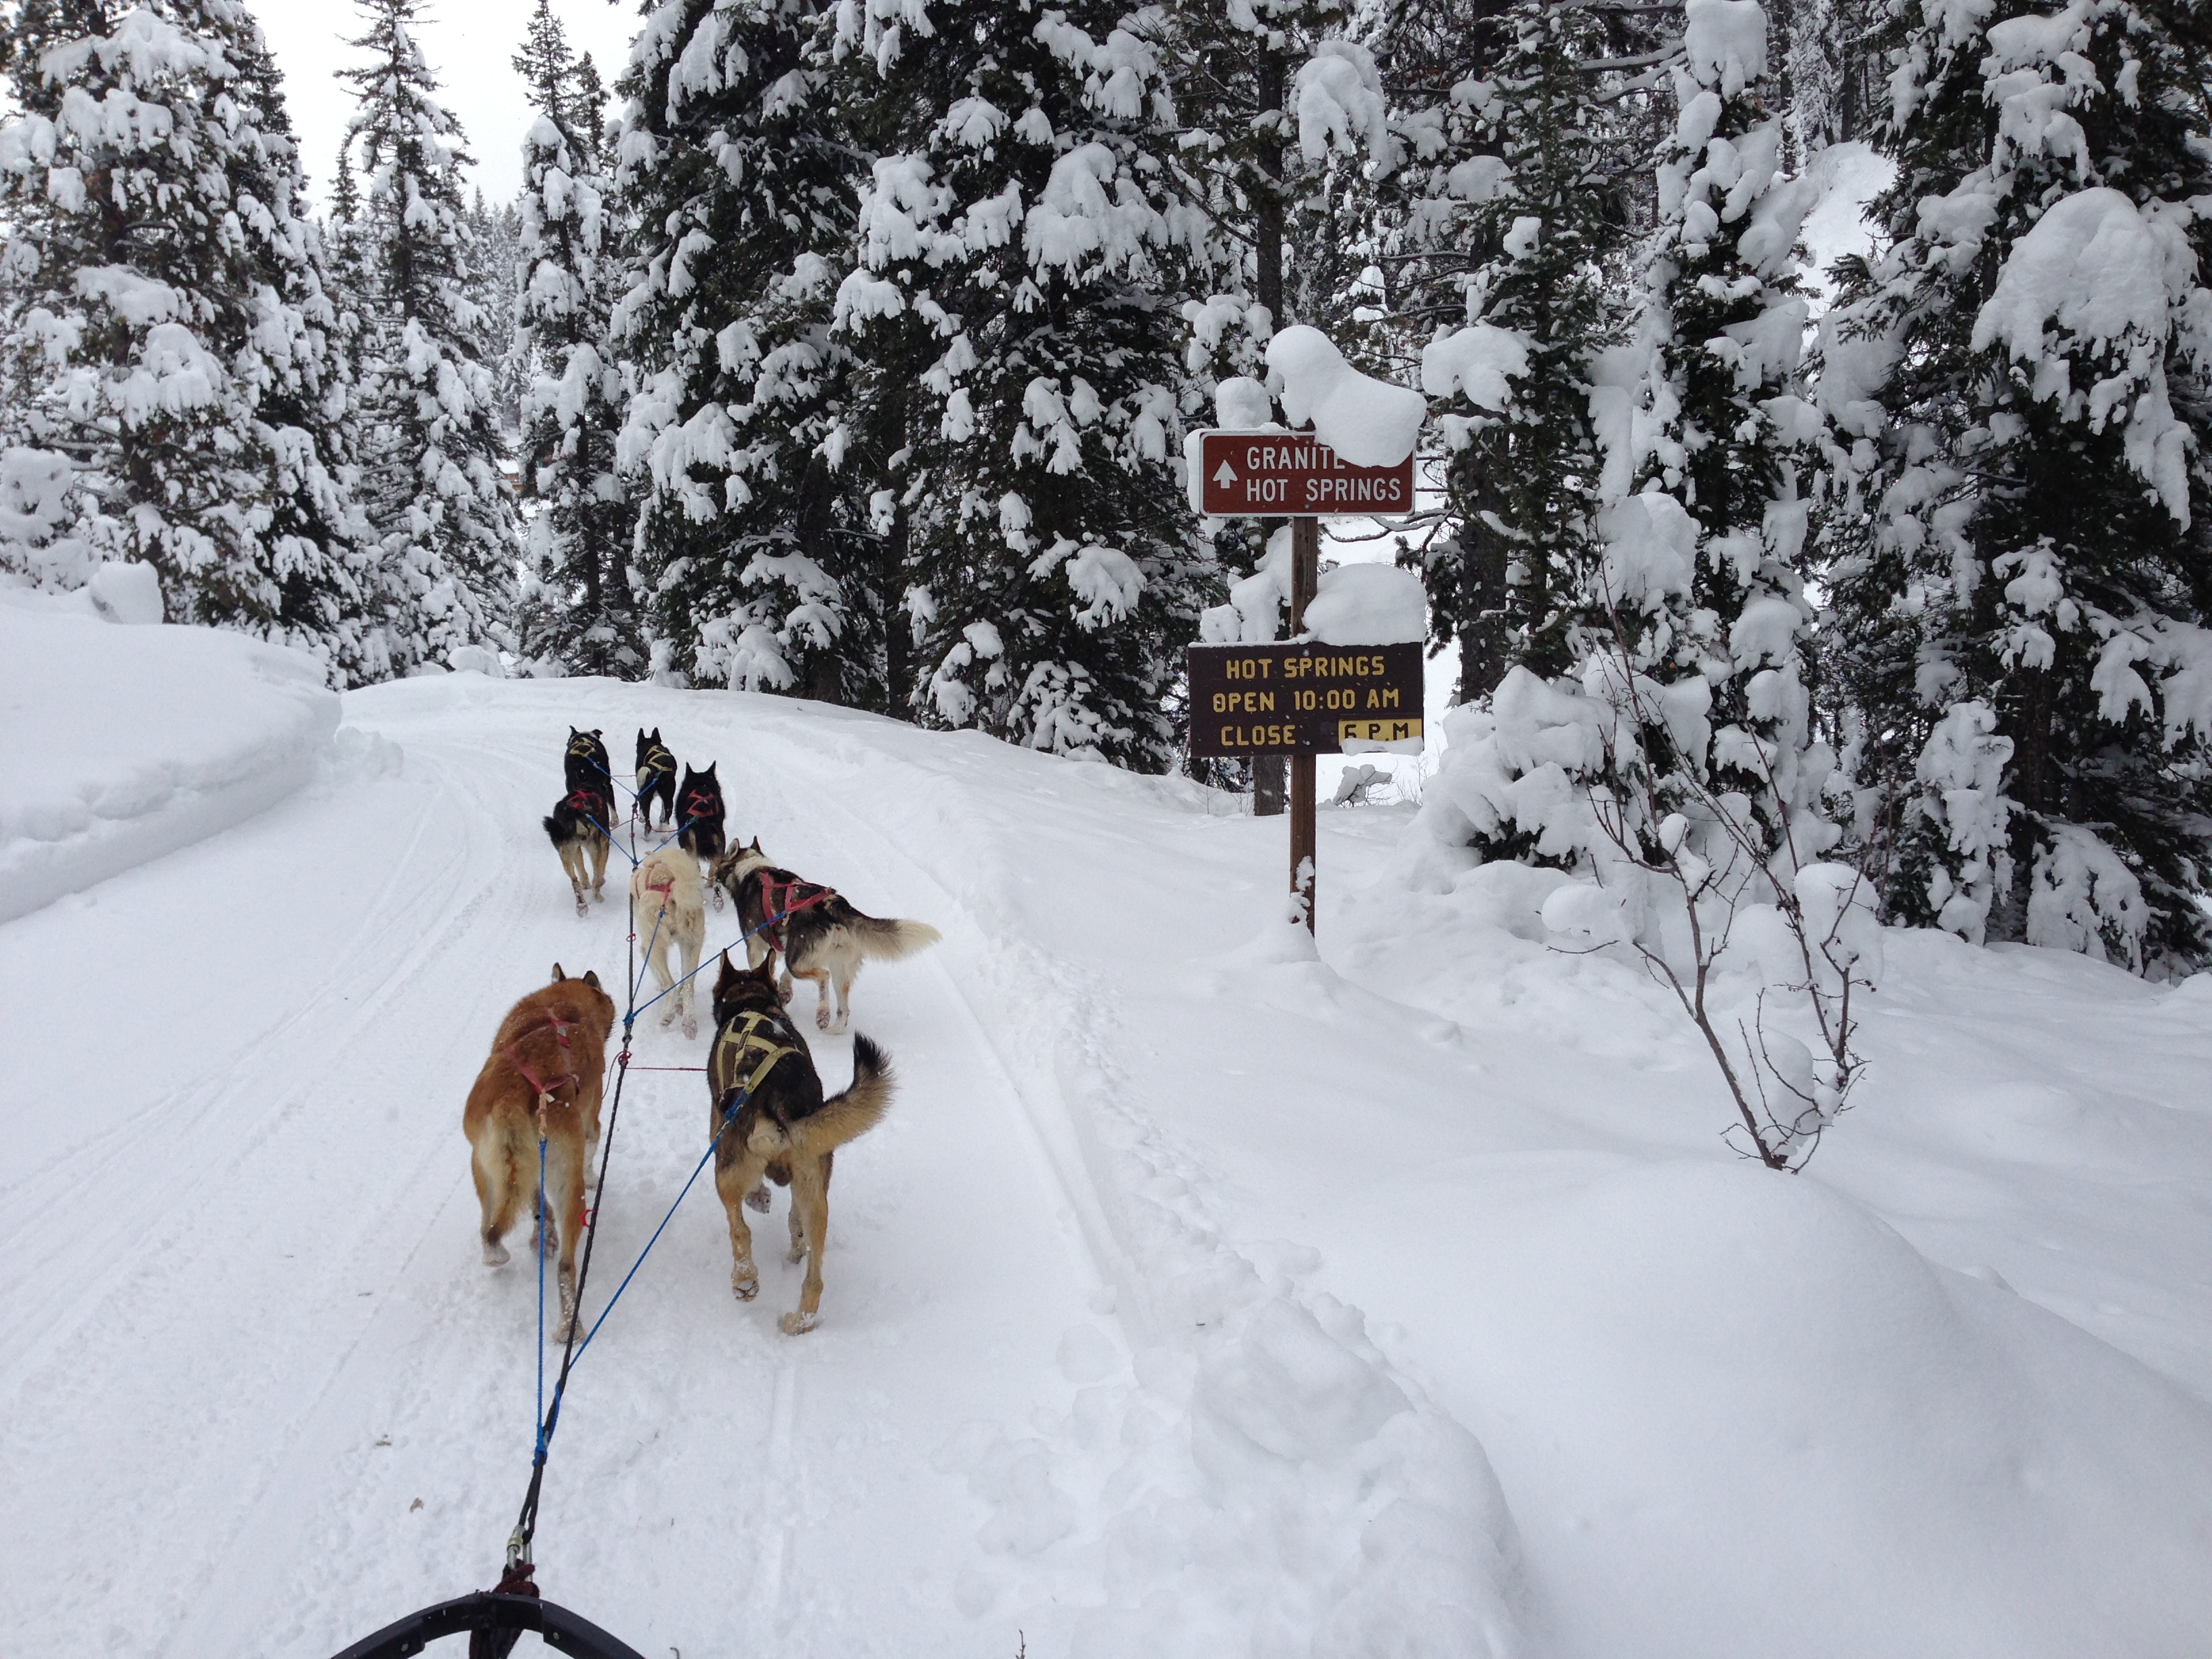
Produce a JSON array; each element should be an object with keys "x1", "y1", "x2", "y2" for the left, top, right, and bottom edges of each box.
[
  {"x1": 854, "y1": 916, "x2": 941, "y2": 962},
  {"x1": 543, "y1": 811, "x2": 567, "y2": 848},
  {"x1": 796, "y1": 1036, "x2": 894, "y2": 1154}
]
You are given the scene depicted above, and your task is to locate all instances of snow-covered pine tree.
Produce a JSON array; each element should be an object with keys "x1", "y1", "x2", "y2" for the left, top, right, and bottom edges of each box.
[
  {"x1": 834, "y1": 0, "x2": 1213, "y2": 766},
  {"x1": 1821, "y1": 0, "x2": 2212, "y2": 973},
  {"x1": 339, "y1": 0, "x2": 516, "y2": 672},
  {"x1": 510, "y1": 0, "x2": 638, "y2": 677},
  {"x1": 616, "y1": 0, "x2": 886, "y2": 703},
  {"x1": 1385, "y1": 0, "x2": 1625, "y2": 708},
  {"x1": 1576, "y1": 0, "x2": 1832, "y2": 868},
  {"x1": 0, "y1": 0, "x2": 380, "y2": 681}
]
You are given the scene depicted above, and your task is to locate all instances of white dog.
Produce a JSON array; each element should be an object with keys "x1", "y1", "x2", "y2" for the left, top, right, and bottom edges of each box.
[{"x1": 630, "y1": 844, "x2": 706, "y2": 1040}]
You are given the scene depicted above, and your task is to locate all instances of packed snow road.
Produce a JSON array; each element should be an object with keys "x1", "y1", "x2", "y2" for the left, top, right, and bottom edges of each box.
[
  {"x1": 0, "y1": 680, "x2": 1132, "y2": 1657},
  {"x1": 5, "y1": 670, "x2": 2212, "y2": 1659}
]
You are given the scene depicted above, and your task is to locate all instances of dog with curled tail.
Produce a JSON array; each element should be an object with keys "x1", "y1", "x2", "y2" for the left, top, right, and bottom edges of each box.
[{"x1": 707, "y1": 952, "x2": 894, "y2": 1334}]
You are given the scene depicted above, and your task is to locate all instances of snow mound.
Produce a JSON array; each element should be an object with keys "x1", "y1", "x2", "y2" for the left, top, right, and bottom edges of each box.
[
  {"x1": 1303, "y1": 562, "x2": 1427, "y2": 645},
  {"x1": 1420, "y1": 322, "x2": 1530, "y2": 411},
  {"x1": 1265, "y1": 325, "x2": 1425, "y2": 467},
  {"x1": 0, "y1": 590, "x2": 340, "y2": 924},
  {"x1": 1463, "y1": 1161, "x2": 2212, "y2": 1656}
]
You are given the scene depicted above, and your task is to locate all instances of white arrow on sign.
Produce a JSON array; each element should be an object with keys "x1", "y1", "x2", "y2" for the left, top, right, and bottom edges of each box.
[{"x1": 1212, "y1": 459, "x2": 1237, "y2": 487}]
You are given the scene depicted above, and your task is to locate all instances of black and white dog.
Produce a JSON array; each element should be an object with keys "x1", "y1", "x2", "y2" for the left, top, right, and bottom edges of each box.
[
  {"x1": 677, "y1": 762, "x2": 729, "y2": 909},
  {"x1": 635, "y1": 727, "x2": 678, "y2": 830},
  {"x1": 548, "y1": 728, "x2": 615, "y2": 914}
]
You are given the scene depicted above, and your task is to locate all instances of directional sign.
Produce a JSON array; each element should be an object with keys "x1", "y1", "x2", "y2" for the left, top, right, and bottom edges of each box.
[
  {"x1": 1195, "y1": 430, "x2": 1414, "y2": 518},
  {"x1": 1187, "y1": 642, "x2": 1424, "y2": 756}
]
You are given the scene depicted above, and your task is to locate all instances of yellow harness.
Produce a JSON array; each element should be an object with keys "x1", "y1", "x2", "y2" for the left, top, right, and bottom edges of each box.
[{"x1": 710, "y1": 1008, "x2": 800, "y2": 1114}]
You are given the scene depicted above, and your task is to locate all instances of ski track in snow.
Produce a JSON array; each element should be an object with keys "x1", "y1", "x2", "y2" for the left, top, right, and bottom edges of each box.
[{"x1": 5, "y1": 674, "x2": 2211, "y2": 1658}]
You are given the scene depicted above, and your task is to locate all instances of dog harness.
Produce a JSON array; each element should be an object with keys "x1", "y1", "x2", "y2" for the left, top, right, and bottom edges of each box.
[
  {"x1": 640, "y1": 743, "x2": 676, "y2": 785},
  {"x1": 566, "y1": 732, "x2": 601, "y2": 760},
  {"x1": 565, "y1": 785, "x2": 606, "y2": 815},
  {"x1": 506, "y1": 1015, "x2": 577, "y2": 1116},
  {"x1": 750, "y1": 870, "x2": 834, "y2": 958},
  {"x1": 682, "y1": 787, "x2": 720, "y2": 824},
  {"x1": 710, "y1": 1008, "x2": 802, "y2": 1118}
]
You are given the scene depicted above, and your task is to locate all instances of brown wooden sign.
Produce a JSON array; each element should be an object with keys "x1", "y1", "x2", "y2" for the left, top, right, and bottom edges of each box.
[
  {"x1": 1196, "y1": 430, "x2": 1414, "y2": 517},
  {"x1": 1188, "y1": 642, "x2": 1423, "y2": 756}
]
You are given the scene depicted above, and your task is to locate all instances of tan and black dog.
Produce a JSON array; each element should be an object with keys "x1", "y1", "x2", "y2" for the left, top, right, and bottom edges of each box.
[
  {"x1": 635, "y1": 727, "x2": 678, "y2": 830},
  {"x1": 712, "y1": 839, "x2": 940, "y2": 1033},
  {"x1": 707, "y1": 953, "x2": 894, "y2": 1334},
  {"x1": 463, "y1": 966, "x2": 616, "y2": 1338}
]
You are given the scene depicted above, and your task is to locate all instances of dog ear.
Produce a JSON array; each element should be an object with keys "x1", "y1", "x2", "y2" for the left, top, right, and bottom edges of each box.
[
  {"x1": 583, "y1": 969, "x2": 601, "y2": 989},
  {"x1": 552, "y1": 962, "x2": 567, "y2": 981}
]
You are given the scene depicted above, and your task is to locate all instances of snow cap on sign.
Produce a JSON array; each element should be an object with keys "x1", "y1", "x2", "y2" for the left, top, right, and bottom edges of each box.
[
  {"x1": 1264, "y1": 325, "x2": 1425, "y2": 468},
  {"x1": 1302, "y1": 562, "x2": 1427, "y2": 645}
]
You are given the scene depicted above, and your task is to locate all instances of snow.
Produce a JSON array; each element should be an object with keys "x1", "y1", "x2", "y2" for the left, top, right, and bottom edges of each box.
[
  {"x1": 1420, "y1": 322, "x2": 1530, "y2": 411},
  {"x1": 1302, "y1": 562, "x2": 1427, "y2": 646},
  {"x1": 1683, "y1": 0, "x2": 1769, "y2": 94},
  {"x1": 0, "y1": 589, "x2": 341, "y2": 925},
  {"x1": 1971, "y1": 187, "x2": 2196, "y2": 519},
  {"x1": 1797, "y1": 140, "x2": 1893, "y2": 303},
  {"x1": 3, "y1": 663, "x2": 2210, "y2": 1658},
  {"x1": 1264, "y1": 325, "x2": 1425, "y2": 468}
]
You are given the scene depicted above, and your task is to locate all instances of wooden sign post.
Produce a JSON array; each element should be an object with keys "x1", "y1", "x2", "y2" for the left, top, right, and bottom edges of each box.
[{"x1": 1187, "y1": 428, "x2": 1422, "y2": 931}]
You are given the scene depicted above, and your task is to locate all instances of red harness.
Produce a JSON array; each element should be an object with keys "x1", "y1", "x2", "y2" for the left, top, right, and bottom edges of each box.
[
  {"x1": 753, "y1": 871, "x2": 833, "y2": 958},
  {"x1": 682, "y1": 789, "x2": 719, "y2": 824},
  {"x1": 505, "y1": 1015, "x2": 577, "y2": 1110}
]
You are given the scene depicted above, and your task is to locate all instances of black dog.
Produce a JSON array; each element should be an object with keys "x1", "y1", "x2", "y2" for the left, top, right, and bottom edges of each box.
[
  {"x1": 565, "y1": 726, "x2": 610, "y2": 793},
  {"x1": 636, "y1": 728, "x2": 678, "y2": 830},
  {"x1": 706, "y1": 952, "x2": 893, "y2": 1334},
  {"x1": 678, "y1": 762, "x2": 729, "y2": 903}
]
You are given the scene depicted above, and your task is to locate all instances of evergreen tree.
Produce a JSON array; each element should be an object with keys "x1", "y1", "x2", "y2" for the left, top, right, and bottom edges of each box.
[
  {"x1": 1580, "y1": 0, "x2": 1832, "y2": 869},
  {"x1": 617, "y1": 0, "x2": 886, "y2": 703},
  {"x1": 0, "y1": 0, "x2": 379, "y2": 681},
  {"x1": 339, "y1": 0, "x2": 516, "y2": 672},
  {"x1": 1822, "y1": 0, "x2": 2212, "y2": 972},
  {"x1": 834, "y1": 0, "x2": 1214, "y2": 766},
  {"x1": 511, "y1": 0, "x2": 638, "y2": 676},
  {"x1": 1395, "y1": 0, "x2": 1624, "y2": 706}
]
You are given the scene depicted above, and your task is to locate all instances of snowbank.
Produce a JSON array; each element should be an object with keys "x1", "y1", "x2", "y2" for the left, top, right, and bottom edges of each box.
[{"x1": 0, "y1": 588, "x2": 340, "y2": 923}]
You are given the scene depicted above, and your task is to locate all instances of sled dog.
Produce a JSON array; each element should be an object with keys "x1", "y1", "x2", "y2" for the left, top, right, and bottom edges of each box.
[
  {"x1": 632, "y1": 842, "x2": 707, "y2": 1040},
  {"x1": 543, "y1": 783, "x2": 613, "y2": 914},
  {"x1": 463, "y1": 966, "x2": 615, "y2": 1340},
  {"x1": 712, "y1": 839, "x2": 941, "y2": 1033},
  {"x1": 676, "y1": 762, "x2": 729, "y2": 905},
  {"x1": 707, "y1": 952, "x2": 895, "y2": 1334},
  {"x1": 635, "y1": 728, "x2": 678, "y2": 830},
  {"x1": 563, "y1": 726, "x2": 610, "y2": 793}
]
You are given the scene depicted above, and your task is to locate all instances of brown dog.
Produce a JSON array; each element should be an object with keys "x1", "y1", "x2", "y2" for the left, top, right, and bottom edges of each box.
[
  {"x1": 463, "y1": 965, "x2": 616, "y2": 1338},
  {"x1": 707, "y1": 952, "x2": 894, "y2": 1334}
]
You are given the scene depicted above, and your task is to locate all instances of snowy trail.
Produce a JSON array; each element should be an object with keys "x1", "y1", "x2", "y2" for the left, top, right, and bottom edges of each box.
[
  {"x1": 9, "y1": 673, "x2": 2211, "y2": 1659},
  {"x1": 0, "y1": 682, "x2": 1119, "y2": 1658}
]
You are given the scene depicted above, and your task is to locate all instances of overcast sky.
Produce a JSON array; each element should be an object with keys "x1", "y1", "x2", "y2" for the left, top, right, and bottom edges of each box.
[{"x1": 257, "y1": 0, "x2": 642, "y2": 211}]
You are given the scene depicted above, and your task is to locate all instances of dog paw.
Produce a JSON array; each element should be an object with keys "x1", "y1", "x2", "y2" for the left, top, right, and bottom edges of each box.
[
  {"x1": 830, "y1": 1017, "x2": 850, "y2": 1036},
  {"x1": 815, "y1": 1004, "x2": 832, "y2": 1031},
  {"x1": 745, "y1": 1183, "x2": 771, "y2": 1213},
  {"x1": 482, "y1": 1240, "x2": 510, "y2": 1267},
  {"x1": 733, "y1": 1271, "x2": 759, "y2": 1302},
  {"x1": 573, "y1": 898, "x2": 588, "y2": 917},
  {"x1": 660, "y1": 1008, "x2": 676, "y2": 1027},
  {"x1": 779, "y1": 1310, "x2": 819, "y2": 1336},
  {"x1": 785, "y1": 1242, "x2": 806, "y2": 1264},
  {"x1": 682, "y1": 1017, "x2": 698, "y2": 1042}
]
